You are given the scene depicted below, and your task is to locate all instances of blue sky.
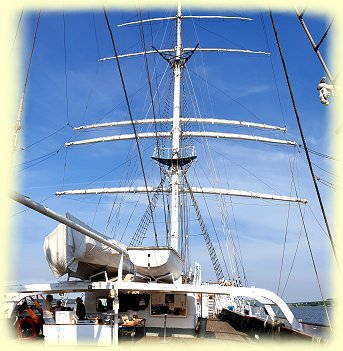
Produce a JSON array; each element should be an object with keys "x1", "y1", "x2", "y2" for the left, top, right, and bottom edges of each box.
[{"x1": 10, "y1": 5, "x2": 337, "y2": 303}]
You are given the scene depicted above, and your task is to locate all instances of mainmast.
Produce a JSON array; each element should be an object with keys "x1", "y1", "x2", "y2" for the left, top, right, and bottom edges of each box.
[
  {"x1": 170, "y1": 1, "x2": 182, "y2": 252},
  {"x1": 57, "y1": 6, "x2": 307, "y2": 279}
]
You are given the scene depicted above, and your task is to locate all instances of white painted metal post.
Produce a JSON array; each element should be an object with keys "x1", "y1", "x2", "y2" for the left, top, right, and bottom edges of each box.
[
  {"x1": 118, "y1": 253, "x2": 123, "y2": 282},
  {"x1": 114, "y1": 294, "x2": 119, "y2": 347},
  {"x1": 200, "y1": 293, "x2": 203, "y2": 317},
  {"x1": 163, "y1": 314, "x2": 167, "y2": 342},
  {"x1": 170, "y1": 0, "x2": 182, "y2": 253},
  {"x1": 110, "y1": 287, "x2": 119, "y2": 348}
]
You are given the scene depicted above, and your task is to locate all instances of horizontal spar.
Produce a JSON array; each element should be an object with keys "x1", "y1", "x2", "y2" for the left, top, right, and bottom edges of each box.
[
  {"x1": 183, "y1": 131, "x2": 296, "y2": 145},
  {"x1": 99, "y1": 49, "x2": 170, "y2": 61},
  {"x1": 183, "y1": 47, "x2": 270, "y2": 55},
  {"x1": 73, "y1": 117, "x2": 287, "y2": 132},
  {"x1": 117, "y1": 16, "x2": 253, "y2": 27},
  {"x1": 10, "y1": 192, "x2": 129, "y2": 255},
  {"x1": 56, "y1": 186, "x2": 307, "y2": 204},
  {"x1": 99, "y1": 47, "x2": 269, "y2": 62},
  {"x1": 65, "y1": 131, "x2": 296, "y2": 147}
]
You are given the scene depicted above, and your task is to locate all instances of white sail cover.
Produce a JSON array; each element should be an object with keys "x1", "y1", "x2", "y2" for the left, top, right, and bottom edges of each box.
[{"x1": 43, "y1": 213, "x2": 129, "y2": 280}]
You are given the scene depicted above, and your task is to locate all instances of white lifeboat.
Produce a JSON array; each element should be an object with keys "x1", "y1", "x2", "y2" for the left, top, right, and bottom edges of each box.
[{"x1": 127, "y1": 246, "x2": 183, "y2": 282}]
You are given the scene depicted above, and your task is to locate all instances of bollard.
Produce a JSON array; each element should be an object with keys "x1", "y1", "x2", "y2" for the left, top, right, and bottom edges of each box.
[{"x1": 198, "y1": 317, "x2": 207, "y2": 338}]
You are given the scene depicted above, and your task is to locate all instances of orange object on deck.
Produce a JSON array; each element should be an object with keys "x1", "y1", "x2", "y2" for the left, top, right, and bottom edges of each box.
[
  {"x1": 25, "y1": 306, "x2": 41, "y2": 325},
  {"x1": 17, "y1": 318, "x2": 37, "y2": 339}
]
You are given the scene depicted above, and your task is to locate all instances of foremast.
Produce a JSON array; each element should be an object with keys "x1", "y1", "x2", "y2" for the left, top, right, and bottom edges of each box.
[{"x1": 170, "y1": 0, "x2": 182, "y2": 253}]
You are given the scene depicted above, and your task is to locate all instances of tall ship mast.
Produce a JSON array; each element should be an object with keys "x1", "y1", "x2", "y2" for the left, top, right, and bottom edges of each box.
[{"x1": 55, "y1": 1, "x2": 305, "y2": 284}]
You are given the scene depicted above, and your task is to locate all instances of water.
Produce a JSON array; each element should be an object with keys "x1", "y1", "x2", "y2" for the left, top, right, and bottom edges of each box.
[{"x1": 288, "y1": 305, "x2": 333, "y2": 326}]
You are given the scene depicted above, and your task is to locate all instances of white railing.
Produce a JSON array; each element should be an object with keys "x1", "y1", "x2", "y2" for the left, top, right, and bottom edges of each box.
[{"x1": 153, "y1": 145, "x2": 196, "y2": 160}]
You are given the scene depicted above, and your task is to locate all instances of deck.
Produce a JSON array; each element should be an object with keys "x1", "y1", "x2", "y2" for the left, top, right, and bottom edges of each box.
[
  {"x1": 205, "y1": 318, "x2": 252, "y2": 342},
  {"x1": 119, "y1": 318, "x2": 253, "y2": 345}
]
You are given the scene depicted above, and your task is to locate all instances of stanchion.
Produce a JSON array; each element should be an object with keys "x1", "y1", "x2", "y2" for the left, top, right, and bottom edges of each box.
[{"x1": 163, "y1": 314, "x2": 167, "y2": 343}]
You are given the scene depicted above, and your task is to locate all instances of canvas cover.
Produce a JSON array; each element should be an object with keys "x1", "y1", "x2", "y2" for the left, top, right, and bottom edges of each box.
[{"x1": 43, "y1": 213, "x2": 129, "y2": 280}]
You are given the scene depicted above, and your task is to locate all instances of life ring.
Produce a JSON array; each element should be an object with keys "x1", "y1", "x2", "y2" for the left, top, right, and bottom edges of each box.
[{"x1": 197, "y1": 293, "x2": 201, "y2": 304}]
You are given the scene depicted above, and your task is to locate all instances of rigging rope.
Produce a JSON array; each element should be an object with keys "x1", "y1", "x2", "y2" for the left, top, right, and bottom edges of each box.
[
  {"x1": 195, "y1": 161, "x2": 244, "y2": 281},
  {"x1": 189, "y1": 13, "x2": 216, "y2": 118},
  {"x1": 297, "y1": 148, "x2": 336, "y2": 177},
  {"x1": 17, "y1": 150, "x2": 60, "y2": 173},
  {"x1": 316, "y1": 177, "x2": 335, "y2": 189},
  {"x1": 62, "y1": 11, "x2": 70, "y2": 126},
  {"x1": 11, "y1": 8, "x2": 24, "y2": 53},
  {"x1": 18, "y1": 127, "x2": 84, "y2": 175},
  {"x1": 13, "y1": 11, "x2": 41, "y2": 153},
  {"x1": 223, "y1": 162, "x2": 248, "y2": 285},
  {"x1": 307, "y1": 203, "x2": 329, "y2": 238},
  {"x1": 280, "y1": 213, "x2": 304, "y2": 298},
  {"x1": 184, "y1": 175, "x2": 225, "y2": 281},
  {"x1": 77, "y1": 73, "x2": 165, "y2": 127},
  {"x1": 137, "y1": 9, "x2": 160, "y2": 140},
  {"x1": 277, "y1": 147, "x2": 305, "y2": 296},
  {"x1": 189, "y1": 68, "x2": 265, "y2": 125},
  {"x1": 299, "y1": 145, "x2": 337, "y2": 161},
  {"x1": 269, "y1": 10, "x2": 338, "y2": 265},
  {"x1": 193, "y1": 170, "x2": 231, "y2": 279},
  {"x1": 78, "y1": 11, "x2": 101, "y2": 127},
  {"x1": 105, "y1": 156, "x2": 155, "y2": 238},
  {"x1": 137, "y1": 9, "x2": 169, "y2": 239},
  {"x1": 276, "y1": 181, "x2": 293, "y2": 296},
  {"x1": 184, "y1": 56, "x2": 245, "y2": 282},
  {"x1": 296, "y1": 197, "x2": 332, "y2": 330},
  {"x1": 316, "y1": 16, "x2": 335, "y2": 50},
  {"x1": 92, "y1": 11, "x2": 100, "y2": 58},
  {"x1": 103, "y1": 7, "x2": 159, "y2": 245},
  {"x1": 61, "y1": 10, "x2": 72, "y2": 192},
  {"x1": 20, "y1": 124, "x2": 69, "y2": 151},
  {"x1": 277, "y1": 147, "x2": 332, "y2": 329},
  {"x1": 17, "y1": 150, "x2": 59, "y2": 167},
  {"x1": 62, "y1": 148, "x2": 68, "y2": 191},
  {"x1": 294, "y1": 7, "x2": 335, "y2": 86},
  {"x1": 130, "y1": 176, "x2": 167, "y2": 246},
  {"x1": 91, "y1": 190, "x2": 102, "y2": 227},
  {"x1": 193, "y1": 21, "x2": 247, "y2": 50},
  {"x1": 209, "y1": 146, "x2": 282, "y2": 195},
  {"x1": 269, "y1": 13, "x2": 335, "y2": 326},
  {"x1": 74, "y1": 59, "x2": 170, "y2": 239},
  {"x1": 102, "y1": 76, "x2": 162, "y2": 236},
  {"x1": 259, "y1": 11, "x2": 286, "y2": 128}
]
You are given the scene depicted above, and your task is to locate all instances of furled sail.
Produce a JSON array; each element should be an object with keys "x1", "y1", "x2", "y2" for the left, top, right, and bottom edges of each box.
[{"x1": 43, "y1": 213, "x2": 130, "y2": 280}]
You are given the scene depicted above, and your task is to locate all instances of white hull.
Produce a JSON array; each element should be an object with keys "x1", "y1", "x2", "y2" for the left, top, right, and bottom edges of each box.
[{"x1": 127, "y1": 246, "x2": 183, "y2": 282}]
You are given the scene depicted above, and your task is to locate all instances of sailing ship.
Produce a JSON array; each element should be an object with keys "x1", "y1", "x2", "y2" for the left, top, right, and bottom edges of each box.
[{"x1": 2, "y1": 1, "x2": 336, "y2": 345}]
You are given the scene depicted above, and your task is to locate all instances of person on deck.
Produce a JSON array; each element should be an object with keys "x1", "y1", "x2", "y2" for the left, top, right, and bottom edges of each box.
[
  {"x1": 42, "y1": 294, "x2": 55, "y2": 324},
  {"x1": 97, "y1": 300, "x2": 106, "y2": 312},
  {"x1": 54, "y1": 300, "x2": 63, "y2": 311},
  {"x1": 76, "y1": 297, "x2": 86, "y2": 319},
  {"x1": 53, "y1": 300, "x2": 63, "y2": 319}
]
